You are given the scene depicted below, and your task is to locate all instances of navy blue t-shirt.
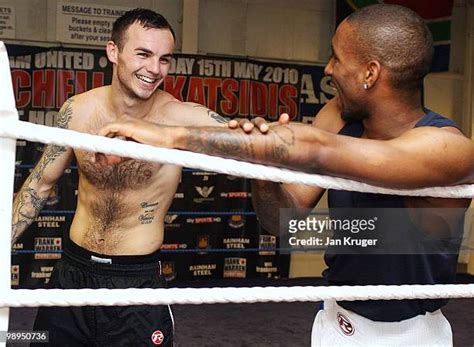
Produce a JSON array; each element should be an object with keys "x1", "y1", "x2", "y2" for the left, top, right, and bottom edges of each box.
[{"x1": 324, "y1": 110, "x2": 465, "y2": 322}]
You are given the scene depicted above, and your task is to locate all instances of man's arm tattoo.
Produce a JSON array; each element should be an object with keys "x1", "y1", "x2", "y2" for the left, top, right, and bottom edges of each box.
[
  {"x1": 187, "y1": 130, "x2": 255, "y2": 159},
  {"x1": 31, "y1": 98, "x2": 74, "y2": 182},
  {"x1": 207, "y1": 109, "x2": 228, "y2": 123},
  {"x1": 265, "y1": 126, "x2": 294, "y2": 162},
  {"x1": 14, "y1": 187, "x2": 48, "y2": 220},
  {"x1": 192, "y1": 104, "x2": 228, "y2": 123},
  {"x1": 56, "y1": 98, "x2": 74, "y2": 128},
  {"x1": 12, "y1": 187, "x2": 48, "y2": 244},
  {"x1": 185, "y1": 126, "x2": 294, "y2": 164}
]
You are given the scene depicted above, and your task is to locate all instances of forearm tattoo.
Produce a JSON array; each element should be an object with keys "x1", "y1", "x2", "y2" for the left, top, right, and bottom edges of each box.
[
  {"x1": 13, "y1": 98, "x2": 74, "y2": 244},
  {"x1": 187, "y1": 129, "x2": 255, "y2": 159},
  {"x1": 186, "y1": 125, "x2": 294, "y2": 164},
  {"x1": 32, "y1": 98, "x2": 74, "y2": 182},
  {"x1": 265, "y1": 126, "x2": 294, "y2": 162},
  {"x1": 12, "y1": 186, "x2": 48, "y2": 244}
]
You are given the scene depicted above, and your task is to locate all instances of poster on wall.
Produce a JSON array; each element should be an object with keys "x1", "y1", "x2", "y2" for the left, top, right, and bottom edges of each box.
[
  {"x1": 164, "y1": 56, "x2": 302, "y2": 120},
  {"x1": 7, "y1": 43, "x2": 331, "y2": 287},
  {"x1": 56, "y1": 2, "x2": 132, "y2": 45},
  {"x1": 0, "y1": 6, "x2": 15, "y2": 39}
]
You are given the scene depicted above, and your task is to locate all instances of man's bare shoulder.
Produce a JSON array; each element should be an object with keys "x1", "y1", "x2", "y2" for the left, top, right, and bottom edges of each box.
[
  {"x1": 64, "y1": 86, "x2": 111, "y2": 131},
  {"x1": 312, "y1": 97, "x2": 344, "y2": 133},
  {"x1": 153, "y1": 96, "x2": 222, "y2": 126},
  {"x1": 73, "y1": 86, "x2": 110, "y2": 109},
  {"x1": 141, "y1": 90, "x2": 182, "y2": 125},
  {"x1": 386, "y1": 125, "x2": 472, "y2": 157},
  {"x1": 400, "y1": 124, "x2": 466, "y2": 141},
  {"x1": 393, "y1": 125, "x2": 474, "y2": 183},
  {"x1": 151, "y1": 89, "x2": 179, "y2": 109}
]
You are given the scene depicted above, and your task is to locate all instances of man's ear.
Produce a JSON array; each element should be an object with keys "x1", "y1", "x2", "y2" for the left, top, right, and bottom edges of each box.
[
  {"x1": 364, "y1": 60, "x2": 381, "y2": 89},
  {"x1": 106, "y1": 41, "x2": 119, "y2": 64}
]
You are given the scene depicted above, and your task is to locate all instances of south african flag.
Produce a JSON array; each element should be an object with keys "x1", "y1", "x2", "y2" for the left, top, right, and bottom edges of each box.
[{"x1": 336, "y1": 0, "x2": 453, "y2": 72}]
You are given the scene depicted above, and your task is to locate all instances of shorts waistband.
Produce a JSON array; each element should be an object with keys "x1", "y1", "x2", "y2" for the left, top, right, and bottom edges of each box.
[{"x1": 63, "y1": 237, "x2": 162, "y2": 276}]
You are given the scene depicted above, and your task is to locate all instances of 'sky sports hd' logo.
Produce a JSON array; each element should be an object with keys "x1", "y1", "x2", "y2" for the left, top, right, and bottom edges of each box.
[
  {"x1": 186, "y1": 216, "x2": 221, "y2": 224},
  {"x1": 220, "y1": 191, "x2": 251, "y2": 198}
]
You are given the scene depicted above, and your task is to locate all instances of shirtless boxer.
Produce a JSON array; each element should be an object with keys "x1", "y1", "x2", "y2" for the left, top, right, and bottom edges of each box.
[{"x1": 11, "y1": 8, "x2": 242, "y2": 347}]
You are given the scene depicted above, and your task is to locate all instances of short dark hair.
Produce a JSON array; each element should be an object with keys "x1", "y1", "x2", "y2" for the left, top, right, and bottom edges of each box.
[
  {"x1": 346, "y1": 4, "x2": 433, "y2": 91},
  {"x1": 111, "y1": 8, "x2": 176, "y2": 50}
]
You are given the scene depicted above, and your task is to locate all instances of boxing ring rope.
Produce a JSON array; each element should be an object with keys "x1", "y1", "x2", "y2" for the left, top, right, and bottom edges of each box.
[
  {"x1": 0, "y1": 284, "x2": 473, "y2": 307},
  {"x1": 2, "y1": 40, "x2": 474, "y2": 312},
  {"x1": 1, "y1": 119, "x2": 474, "y2": 199}
]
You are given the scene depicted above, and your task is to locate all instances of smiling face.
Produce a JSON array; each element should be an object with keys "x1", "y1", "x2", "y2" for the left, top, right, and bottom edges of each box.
[
  {"x1": 324, "y1": 21, "x2": 370, "y2": 122},
  {"x1": 108, "y1": 22, "x2": 174, "y2": 101}
]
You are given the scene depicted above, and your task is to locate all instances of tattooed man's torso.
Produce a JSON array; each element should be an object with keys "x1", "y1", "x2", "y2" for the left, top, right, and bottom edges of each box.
[
  {"x1": 13, "y1": 86, "x2": 225, "y2": 255},
  {"x1": 67, "y1": 91, "x2": 182, "y2": 255}
]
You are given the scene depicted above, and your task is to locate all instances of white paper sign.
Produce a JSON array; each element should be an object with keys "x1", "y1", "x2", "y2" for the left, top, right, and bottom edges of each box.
[
  {"x1": 0, "y1": 6, "x2": 15, "y2": 39},
  {"x1": 56, "y1": 2, "x2": 131, "y2": 45}
]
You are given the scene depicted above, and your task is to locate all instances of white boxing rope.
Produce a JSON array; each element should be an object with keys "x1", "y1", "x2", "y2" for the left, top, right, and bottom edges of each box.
[
  {"x1": 1, "y1": 119, "x2": 473, "y2": 199},
  {"x1": 2, "y1": 40, "x2": 474, "y2": 308},
  {"x1": 1, "y1": 284, "x2": 474, "y2": 308}
]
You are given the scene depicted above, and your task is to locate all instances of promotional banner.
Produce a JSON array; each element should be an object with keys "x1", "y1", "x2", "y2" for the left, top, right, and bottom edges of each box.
[
  {"x1": 7, "y1": 44, "x2": 331, "y2": 287},
  {"x1": 164, "y1": 57, "x2": 301, "y2": 120}
]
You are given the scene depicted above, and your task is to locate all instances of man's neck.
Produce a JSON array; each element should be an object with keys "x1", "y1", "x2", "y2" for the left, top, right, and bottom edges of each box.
[
  {"x1": 362, "y1": 96, "x2": 425, "y2": 140},
  {"x1": 109, "y1": 80, "x2": 156, "y2": 119}
]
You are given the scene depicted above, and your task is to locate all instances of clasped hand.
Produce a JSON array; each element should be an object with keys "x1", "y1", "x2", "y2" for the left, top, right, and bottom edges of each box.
[{"x1": 93, "y1": 113, "x2": 290, "y2": 166}]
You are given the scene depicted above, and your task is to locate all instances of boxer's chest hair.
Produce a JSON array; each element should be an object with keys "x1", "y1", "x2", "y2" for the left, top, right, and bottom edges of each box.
[
  {"x1": 79, "y1": 155, "x2": 156, "y2": 191},
  {"x1": 77, "y1": 114, "x2": 160, "y2": 191}
]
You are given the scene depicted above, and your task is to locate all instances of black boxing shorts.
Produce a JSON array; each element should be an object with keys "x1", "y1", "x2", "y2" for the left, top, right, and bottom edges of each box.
[{"x1": 32, "y1": 237, "x2": 174, "y2": 347}]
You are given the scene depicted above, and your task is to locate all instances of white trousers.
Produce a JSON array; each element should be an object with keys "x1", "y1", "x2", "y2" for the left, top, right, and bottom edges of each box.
[{"x1": 311, "y1": 301, "x2": 452, "y2": 346}]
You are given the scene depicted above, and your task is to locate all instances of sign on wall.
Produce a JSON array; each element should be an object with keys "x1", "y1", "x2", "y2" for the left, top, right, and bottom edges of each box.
[
  {"x1": 56, "y1": 2, "x2": 131, "y2": 45},
  {"x1": 0, "y1": 6, "x2": 15, "y2": 39}
]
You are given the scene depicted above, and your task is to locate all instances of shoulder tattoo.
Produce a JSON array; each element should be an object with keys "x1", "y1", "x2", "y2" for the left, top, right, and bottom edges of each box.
[
  {"x1": 31, "y1": 98, "x2": 74, "y2": 182},
  {"x1": 56, "y1": 98, "x2": 74, "y2": 129}
]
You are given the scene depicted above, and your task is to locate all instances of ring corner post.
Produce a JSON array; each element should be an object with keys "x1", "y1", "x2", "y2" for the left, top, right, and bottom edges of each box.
[{"x1": 0, "y1": 40, "x2": 19, "y2": 341}]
